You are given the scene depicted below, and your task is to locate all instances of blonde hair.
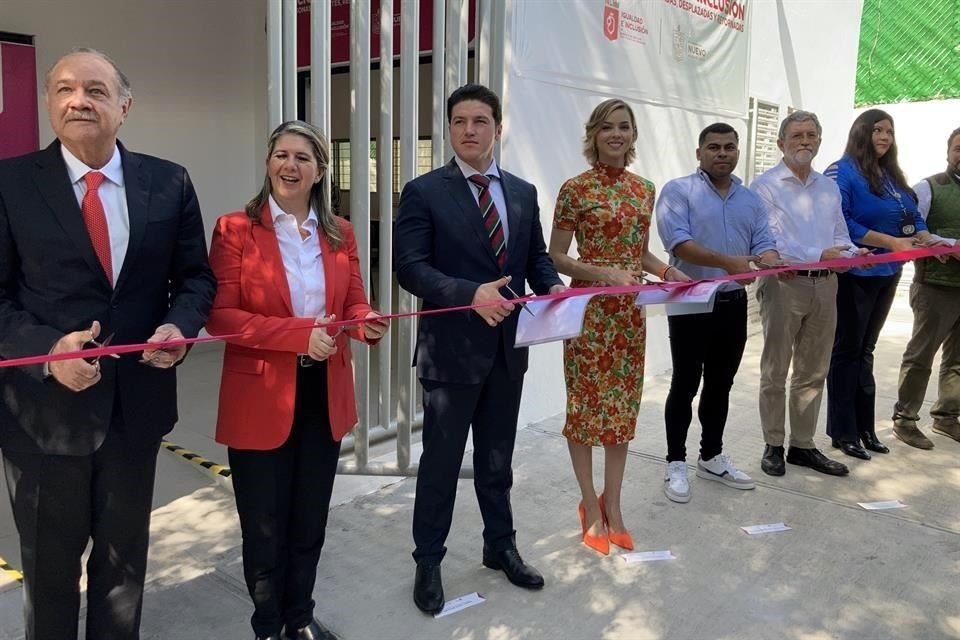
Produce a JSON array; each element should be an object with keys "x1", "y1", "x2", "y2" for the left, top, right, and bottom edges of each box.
[
  {"x1": 245, "y1": 120, "x2": 343, "y2": 249},
  {"x1": 583, "y1": 99, "x2": 638, "y2": 166}
]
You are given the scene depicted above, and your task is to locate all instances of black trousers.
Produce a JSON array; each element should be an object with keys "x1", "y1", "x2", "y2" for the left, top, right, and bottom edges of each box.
[
  {"x1": 664, "y1": 292, "x2": 748, "y2": 462},
  {"x1": 2, "y1": 401, "x2": 160, "y2": 640},
  {"x1": 412, "y1": 347, "x2": 524, "y2": 565},
  {"x1": 228, "y1": 363, "x2": 341, "y2": 638},
  {"x1": 826, "y1": 272, "x2": 900, "y2": 441}
]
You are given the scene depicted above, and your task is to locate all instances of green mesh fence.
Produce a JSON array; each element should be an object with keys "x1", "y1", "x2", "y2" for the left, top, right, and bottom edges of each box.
[{"x1": 855, "y1": 0, "x2": 960, "y2": 106}]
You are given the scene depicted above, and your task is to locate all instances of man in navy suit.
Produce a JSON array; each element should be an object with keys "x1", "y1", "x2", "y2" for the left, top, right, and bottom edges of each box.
[
  {"x1": 395, "y1": 84, "x2": 565, "y2": 614},
  {"x1": 0, "y1": 49, "x2": 215, "y2": 639}
]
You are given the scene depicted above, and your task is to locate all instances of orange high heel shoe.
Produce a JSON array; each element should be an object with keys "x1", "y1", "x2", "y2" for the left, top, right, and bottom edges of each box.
[
  {"x1": 578, "y1": 501, "x2": 609, "y2": 555},
  {"x1": 599, "y1": 494, "x2": 634, "y2": 551}
]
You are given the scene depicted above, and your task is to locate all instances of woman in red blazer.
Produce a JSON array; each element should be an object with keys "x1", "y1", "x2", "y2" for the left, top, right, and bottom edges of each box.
[{"x1": 207, "y1": 120, "x2": 387, "y2": 640}]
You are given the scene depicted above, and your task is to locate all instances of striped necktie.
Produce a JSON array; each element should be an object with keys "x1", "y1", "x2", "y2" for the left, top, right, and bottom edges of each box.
[{"x1": 467, "y1": 173, "x2": 506, "y2": 268}]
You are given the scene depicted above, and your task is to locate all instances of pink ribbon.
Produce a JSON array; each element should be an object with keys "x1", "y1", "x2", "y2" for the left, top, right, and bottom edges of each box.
[{"x1": 2, "y1": 243, "x2": 957, "y2": 369}]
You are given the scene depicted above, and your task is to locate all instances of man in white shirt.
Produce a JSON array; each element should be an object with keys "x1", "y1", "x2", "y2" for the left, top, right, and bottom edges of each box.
[
  {"x1": 750, "y1": 111, "x2": 858, "y2": 477},
  {"x1": 892, "y1": 126, "x2": 960, "y2": 448}
]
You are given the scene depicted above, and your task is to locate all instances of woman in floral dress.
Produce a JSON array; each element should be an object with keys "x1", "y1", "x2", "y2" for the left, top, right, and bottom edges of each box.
[{"x1": 548, "y1": 99, "x2": 690, "y2": 555}]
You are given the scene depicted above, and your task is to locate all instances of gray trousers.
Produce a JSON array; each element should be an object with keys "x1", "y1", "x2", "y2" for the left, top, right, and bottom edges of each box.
[
  {"x1": 893, "y1": 281, "x2": 960, "y2": 428},
  {"x1": 758, "y1": 274, "x2": 838, "y2": 448}
]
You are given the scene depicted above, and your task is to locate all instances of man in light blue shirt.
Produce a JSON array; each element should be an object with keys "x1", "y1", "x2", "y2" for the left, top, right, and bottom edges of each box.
[{"x1": 656, "y1": 122, "x2": 778, "y2": 504}]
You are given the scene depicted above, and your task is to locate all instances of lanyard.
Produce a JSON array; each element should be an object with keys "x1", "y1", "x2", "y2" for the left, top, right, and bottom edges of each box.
[{"x1": 884, "y1": 177, "x2": 916, "y2": 236}]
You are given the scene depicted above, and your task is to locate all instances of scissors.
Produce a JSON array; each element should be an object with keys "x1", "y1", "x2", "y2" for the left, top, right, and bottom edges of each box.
[
  {"x1": 503, "y1": 283, "x2": 536, "y2": 317},
  {"x1": 82, "y1": 332, "x2": 115, "y2": 365}
]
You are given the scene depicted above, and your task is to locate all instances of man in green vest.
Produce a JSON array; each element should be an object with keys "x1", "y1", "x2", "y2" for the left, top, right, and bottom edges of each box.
[{"x1": 892, "y1": 126, "x2": 960, "y2": 449}]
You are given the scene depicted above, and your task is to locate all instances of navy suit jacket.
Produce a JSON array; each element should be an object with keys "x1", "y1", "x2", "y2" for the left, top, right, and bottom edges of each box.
[
  {"x1": 394, "y1": 158, "x2": 561, "y2": 384},
  {"x1": 0, "y1": 140, "x2": 216, "y2": 455}
]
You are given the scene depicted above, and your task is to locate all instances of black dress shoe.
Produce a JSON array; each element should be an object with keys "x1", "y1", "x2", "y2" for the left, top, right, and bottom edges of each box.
[
  {"x1": 860, "y1": 431, "x2": 890, "y2": 454},
  {"x1": 482, "y1": 546, "x2": 545, "y2": 590},
  {"x1": 832, "y1": 439, "x2": 871, "y2": 460},
  {"x1": 786, "y1": 447, "x2": 849, "y2": 476},
  {"x1": 761, "y1": 444, "x2": 785, "y2": 476},
  {"x1": 256, "y1": 634, "x2": 282, "y2": 640},
  {"x1": 284, "y1": 619, "x2": 337, "y2": 640},
  {"x1": 413, "y1": 563, "x2": 444, "y2": 614}
]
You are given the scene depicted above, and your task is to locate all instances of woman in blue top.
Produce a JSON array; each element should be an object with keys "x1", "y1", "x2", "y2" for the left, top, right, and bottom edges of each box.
[{"x1": 824, "y1": 109, "x2": 938, "y2": 460}]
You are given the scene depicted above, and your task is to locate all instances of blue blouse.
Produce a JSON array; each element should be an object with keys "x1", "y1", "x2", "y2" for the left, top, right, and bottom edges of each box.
[{"x1": 824, "y1": 156, "x2": 925, "y2": 277}]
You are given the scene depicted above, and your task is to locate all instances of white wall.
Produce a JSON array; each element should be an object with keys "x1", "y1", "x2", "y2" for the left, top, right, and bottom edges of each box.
[
  {"x1": 1, "y1": 0, "x2": 268, "y2": 236},
  {"x1": 503, "y1": 0, "x2": 864, "y2": 427},
  {"x1": 748, "y1": 0, "x2": 863, "y2": 169}
]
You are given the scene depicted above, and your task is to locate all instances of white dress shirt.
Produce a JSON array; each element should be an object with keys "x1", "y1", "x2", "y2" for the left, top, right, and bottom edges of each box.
[
  {"x1": 914, "y1": 178, "x2": 957, "y2": 245},
  {"x1": 750, "y1": 160, "x2": 853, "y2": 264},
  {"x1": 61, "y1": 145, "x2": 130, "y2": 284},
  {"x1": 455, "y1": 155, "x2": 510, "y2": 242},
  {"x1": 269, "y1": 195, "x2": 326, "y2": 318}
]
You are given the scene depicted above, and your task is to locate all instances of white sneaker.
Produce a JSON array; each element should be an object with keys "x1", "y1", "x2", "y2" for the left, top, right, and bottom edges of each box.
[
  {"x1": 696, "y1": 453, "x2": 755, "y2": 490},
  {"x1": 663, "y1": 461, "x2": 690, "y2": 503}
]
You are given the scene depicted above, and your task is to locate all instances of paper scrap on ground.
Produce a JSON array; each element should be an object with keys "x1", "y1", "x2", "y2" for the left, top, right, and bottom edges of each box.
[
  {"x1": 622, "y1": 550, "x2": 675, "y2": 563},
  {"x1": 741, "y1": 522, "x2": 792, "y2": 535},
  {"x1": 858, "y1": 500, "x2": 907, "y2": 510},
  {"x1": 434, "y1": 592, "x2": 486, "y2": 618}
]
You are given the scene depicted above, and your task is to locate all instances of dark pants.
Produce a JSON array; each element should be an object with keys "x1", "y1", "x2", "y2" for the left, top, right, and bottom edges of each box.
[
  {"x1": 2, "y1": 402, "x2": 160, "y2": 640},
  {"x1": 664, "y1": 292, "x2": 748, "y2": 462},
  {"x1": 412, "y1": 347, "x2": 524, "y2": 565},
  {"x1": 228, "y1": 363, "x2": 341, "y2": 638},
  {"x1": 827, "y1": 272, "x2": 901, "y2": 441}
]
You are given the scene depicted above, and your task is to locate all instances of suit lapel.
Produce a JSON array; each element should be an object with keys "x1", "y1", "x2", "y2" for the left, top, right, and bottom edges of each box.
[
  {"x1": 443, "y1": 159, "x2": 500, "y2": 268},
  {"x1": 500, "y1": 170, "x2": 523, "y2": 260},
  {"x1": 255, "y1": 205, "x2": 295, "y2": 316},
  {"x1": 32, "y1": 142, "x2": 111, "y2": 288},
  {"x1": 115, "y1": 143, "x2": 149, "y2": 293}
]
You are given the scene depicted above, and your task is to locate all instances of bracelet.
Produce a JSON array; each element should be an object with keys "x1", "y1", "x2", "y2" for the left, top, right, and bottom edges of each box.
[{"x1": 657, "y1": 264, "x2": 674, "y2": 280}]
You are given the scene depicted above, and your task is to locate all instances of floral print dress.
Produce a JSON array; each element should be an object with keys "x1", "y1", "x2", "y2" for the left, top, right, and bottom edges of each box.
[{"x1": 553, "y1": 162, "x2": 653, "y2": 445}]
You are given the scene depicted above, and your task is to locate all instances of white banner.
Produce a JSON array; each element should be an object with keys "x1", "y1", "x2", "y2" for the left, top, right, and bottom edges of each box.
[{"x1": 511, "y1": 0, "x2": 751, "y2": 117}]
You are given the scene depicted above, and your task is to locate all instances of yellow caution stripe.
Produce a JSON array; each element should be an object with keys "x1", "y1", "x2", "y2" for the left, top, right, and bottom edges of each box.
[
  {"x1": 0, "y1": 555, "x2": 23, "y2": 584},
  {"x1": 160, "y1": 440, "x2": 232, "y2": 479}
]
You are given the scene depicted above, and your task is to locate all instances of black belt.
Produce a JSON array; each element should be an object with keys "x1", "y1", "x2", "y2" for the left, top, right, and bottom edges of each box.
[
  {"x1": 795, "y1": 269, "x2": 831, "y2": 278},
  {"x1": 297, "y1": 354, "x2": 320, "y2": 368},
  {"x1": 716, "y1": 289, "x2": 747, "y2": 302}
]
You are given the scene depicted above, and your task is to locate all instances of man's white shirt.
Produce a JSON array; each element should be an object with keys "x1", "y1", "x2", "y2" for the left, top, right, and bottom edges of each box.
[
  {"x1": 750, "y1": 160, "x2": 853, "y2": 264},
  {"x1": 61, "y1": 144, "x2": 130, "y2": 284}
]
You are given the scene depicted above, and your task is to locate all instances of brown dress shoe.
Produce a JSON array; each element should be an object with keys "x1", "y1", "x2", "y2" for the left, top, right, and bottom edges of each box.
[
  {"x1": 932, "y1": 421, "x2": 960, "y2": 442},
  {"x1": 893, "y1": 423, "x2": 934, "y2": 450}
]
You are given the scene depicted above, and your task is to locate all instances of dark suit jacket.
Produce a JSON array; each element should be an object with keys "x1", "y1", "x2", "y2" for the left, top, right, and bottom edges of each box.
[
  {"x1": 394, "y1": 158, "x2": 561, "y2": 384},
  {"x1": 0, "y1": 140, "x2": 216, "y2": 455}
]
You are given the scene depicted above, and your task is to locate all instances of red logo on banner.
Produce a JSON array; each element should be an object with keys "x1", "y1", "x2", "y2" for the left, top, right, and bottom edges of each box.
[{"x1": 604, "y1": 0, "x2": 620, "y2": 41}]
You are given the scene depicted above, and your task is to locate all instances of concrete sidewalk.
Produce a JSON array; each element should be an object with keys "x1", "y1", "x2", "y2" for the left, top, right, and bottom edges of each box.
[{"x1": 1, "y1": 288, "x2": 959, "y2": 639}]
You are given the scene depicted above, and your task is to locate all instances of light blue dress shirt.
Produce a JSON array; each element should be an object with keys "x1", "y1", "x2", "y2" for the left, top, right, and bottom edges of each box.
[{"x1": 656, "y1": 169, "x2": 777, "y2": 289}]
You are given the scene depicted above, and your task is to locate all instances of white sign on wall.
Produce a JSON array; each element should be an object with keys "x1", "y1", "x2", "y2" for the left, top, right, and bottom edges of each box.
[{"x1": 511, "y1": 0, "x2": 751, "y2": 117}]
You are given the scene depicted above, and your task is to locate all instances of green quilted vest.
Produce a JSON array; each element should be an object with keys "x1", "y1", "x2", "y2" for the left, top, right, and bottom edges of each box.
[{"x1": 916, "y1": 172, "x2": 960, "y2": 287}]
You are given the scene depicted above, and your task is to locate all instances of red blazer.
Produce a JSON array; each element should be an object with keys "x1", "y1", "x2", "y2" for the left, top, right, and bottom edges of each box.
[{"x1": 207, "y1": 207, "x2": 377, "y2": 449}]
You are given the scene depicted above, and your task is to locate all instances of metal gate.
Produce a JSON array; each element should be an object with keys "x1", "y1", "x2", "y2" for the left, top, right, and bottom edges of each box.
[{"x1": 265, "y1": 0, "x2": 507, "y2": 477}]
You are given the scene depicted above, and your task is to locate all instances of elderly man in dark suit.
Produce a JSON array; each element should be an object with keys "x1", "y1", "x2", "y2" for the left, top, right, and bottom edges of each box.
[
  {"x1": 395, "y1": 83, "x2": 565, "y2": 614},
  {"x1": 0, "y1": 48, "x2": 215, "y2": 640}
]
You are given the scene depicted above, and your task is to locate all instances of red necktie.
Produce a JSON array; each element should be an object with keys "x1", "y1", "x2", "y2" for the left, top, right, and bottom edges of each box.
[
  {"x1": 467, "y1": 173, "x2": 506, "y2": 268},
  {"x1": 81, "y1": 171, "x2": 113, "y2": 285}
]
